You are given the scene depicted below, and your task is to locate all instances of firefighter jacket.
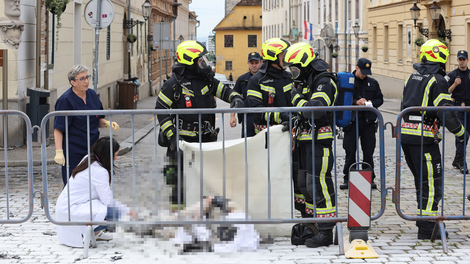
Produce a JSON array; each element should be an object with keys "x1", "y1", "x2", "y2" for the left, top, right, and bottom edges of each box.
[
  {"x1": 247, "y1": 61, "x2": 294, "y2": 133},
  {"x1": 401, "y1": 63, "x2": 465, "y2": 145},
  {"x1": 156, "y1": 63, "x2": 241, "y2": 141},
  {"x1": 291, "y1": 61, "x2": 338, "y2": 145},
  {"x1": 352, "y1": 71, "x2": 383, "y2": 124}
]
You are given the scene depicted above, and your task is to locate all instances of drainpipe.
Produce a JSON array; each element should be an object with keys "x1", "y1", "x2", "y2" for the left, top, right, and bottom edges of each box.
[
  {"x1": 344, "y1": 0, "x2": 348, "y2": 71},
  {"x1": 36, "y1": 0, "x2": 41, "y2": 88}
]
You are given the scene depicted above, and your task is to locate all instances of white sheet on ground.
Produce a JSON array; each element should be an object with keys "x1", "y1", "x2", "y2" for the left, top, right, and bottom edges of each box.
[{"x1": 181, "y1": 125, "x2": 292, "y2": 236}]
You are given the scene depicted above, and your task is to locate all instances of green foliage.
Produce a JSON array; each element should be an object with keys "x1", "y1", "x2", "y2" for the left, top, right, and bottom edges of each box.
[
  {"x1": 331, "y1": 52, "x2": 338, "y2": 58},
  {"x1": 127, "y1": 34, "x2": 137, "y2": 44},
  {"x1": 46, "y1": 0, "x2": 70, "y2": 50},
  {"x1": 415, "y1": 37, "x2": 425, "y2": 47},
  {"x1": 361, "y1": 46, "x2": 368, "y2": 52}
]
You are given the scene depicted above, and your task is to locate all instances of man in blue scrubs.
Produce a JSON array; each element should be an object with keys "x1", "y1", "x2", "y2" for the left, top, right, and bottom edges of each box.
[{"x1": 54, "y1": 65, "x2": 120, "y2": 186}]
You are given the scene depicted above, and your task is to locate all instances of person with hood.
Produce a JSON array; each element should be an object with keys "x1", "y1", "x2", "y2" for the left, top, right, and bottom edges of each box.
[
  {"x1": 340, "y1": 58, "x2": 383, "y2": 190},
  {"x1": 246, "y1": 38, "x2": 294, "y2": 134},
  {"x1": 401, "y1": 39, "x2": 466, "y2": 239},
  {"x1": 284, "y1": 42, "x2": 337, "y2": 248},
  {"x1": 155, "y1": 40, "x2": 244, "y2": 204}
]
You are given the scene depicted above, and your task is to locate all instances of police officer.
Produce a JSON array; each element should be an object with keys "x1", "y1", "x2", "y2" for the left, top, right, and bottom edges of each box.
[
  {"x1": 229, "y1": 52, "x2": 262, "y2": 137},
  {"x1": 155, "y1": 40, "x2": 244, "y2": 204},
  {"x1": 401, "y1": 39, "x2": 466, "y2": 239},
  {"x1": 285, "y1": 42, "x2": 337, "y2": 248},
  {"x1": 340, "y1": 58, "x2": 383, "y2": 190},
  {"x1": 247, "y1": 38, "x2": 294, "y2": 133},
  {"x1": 447, "y1": 50, "x2": 470, "y2": 174}
]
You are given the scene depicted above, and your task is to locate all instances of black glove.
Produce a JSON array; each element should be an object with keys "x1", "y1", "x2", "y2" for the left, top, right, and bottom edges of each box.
[
  {"x1": 280, "y1": 112, "x2": 291, "y2": 123},
  {"x1": 230, "y1": 96, "x2": 244, "y2": 108},
  {"x1": 281, "y1": 115, "x2": 299, "y2": 132},
  {"x1": 169, "y1": 128, "x2": 178, "y2": 152}
]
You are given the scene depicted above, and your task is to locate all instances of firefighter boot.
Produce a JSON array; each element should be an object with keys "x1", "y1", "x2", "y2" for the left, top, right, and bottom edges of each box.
[
  {"x1": 305, "y1": 229, "x2": 333, "y2": 248},
  {"x1": 417, "y1": 221, "x2": 448, "y2": 240},
  {"x1": 340, "y1": 174, "x2": 349, "y2": 190}
]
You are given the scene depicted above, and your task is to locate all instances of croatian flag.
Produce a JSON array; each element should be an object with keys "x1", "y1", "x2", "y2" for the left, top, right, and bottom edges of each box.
[{"x1": 304, "y1": 21, "x2": 313, "y2": 40}]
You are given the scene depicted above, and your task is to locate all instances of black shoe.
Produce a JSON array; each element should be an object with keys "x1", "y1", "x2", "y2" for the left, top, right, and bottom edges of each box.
[
  {"x1": 305, "y1": 230, "x2": 333, "y2": 248},
  {"x1": 453, "y1": 158, "x2": 468, "y2": 173},
  {"x1": 339, "y1": 183, "x2": 348, "y2": 190},
  {"x1": 417, "y1": 228, "x2": 449, "y2": 240},
  {"x1": 371, "y1": 182, "x2": 377, "y2": 190}
]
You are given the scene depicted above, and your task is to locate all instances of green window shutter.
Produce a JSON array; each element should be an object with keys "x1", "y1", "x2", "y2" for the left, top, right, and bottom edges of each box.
[{"x1": 106, "y1": 25, "x2": 111, "y2": 60}]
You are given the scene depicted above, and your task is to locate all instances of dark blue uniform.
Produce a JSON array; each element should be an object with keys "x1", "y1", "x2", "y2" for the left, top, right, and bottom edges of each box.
[
  {"x1": 54, "y1": 88, "x2": 104, "y2": 186},
  {"x1": 343, "y1": 72, "x2": 383, "y2": 183},
  {"x1": 447, "y1": 68, "x2": 470, "y2": 161},
  {"x1": 233, "y1": 71, "x2": 255, "y2": 137}
]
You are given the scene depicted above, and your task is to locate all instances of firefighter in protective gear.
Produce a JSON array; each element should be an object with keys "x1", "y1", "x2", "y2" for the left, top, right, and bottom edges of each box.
[
  {"x1": 156, "y1": 40, "x2": 244, "y2": 204},
  {"x1": 285, "y1": 42, "x2": 337, "y2": 248},
  {"x1": 247, "y1": 38, "x2": 294, "y2": 133},
  {"x1": 401, "y1": 39, "x2": 467, "y2": 240}
]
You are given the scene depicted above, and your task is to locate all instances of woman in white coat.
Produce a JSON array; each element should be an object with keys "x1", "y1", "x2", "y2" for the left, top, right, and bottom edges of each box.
[{"x1": 55, "y1": 137, "x2": 131, "y2": 247}]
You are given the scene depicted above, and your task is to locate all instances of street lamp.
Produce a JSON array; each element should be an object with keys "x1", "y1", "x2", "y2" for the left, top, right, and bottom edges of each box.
[
  {"x1": 428, "y1": 0, "x2": 452, "y2": 41},
  {"x1": 142, "y1": 0, "x2": 153, "y2": 95},
  {"x1": 352, "y1": 21, "x2": 368, "y2": 44},
  {"x1": 410, "y1": 1, "x2": 451, "y2": 41},
  {"x1": 410, "y1": 1, "x2": 429, "y2": 38}
]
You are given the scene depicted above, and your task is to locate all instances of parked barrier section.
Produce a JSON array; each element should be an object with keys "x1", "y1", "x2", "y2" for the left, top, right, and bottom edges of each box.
[
  {"x1": 395, "y1": 106, "x2": 470, "y2": 253},
  {"x1": 0, "y1": 110, "x2": 34, "y2": 224}
]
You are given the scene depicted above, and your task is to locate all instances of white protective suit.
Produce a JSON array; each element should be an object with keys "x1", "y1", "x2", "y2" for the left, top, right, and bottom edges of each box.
[{"x1": 55, "y1": 157, "x2": 129, "y2": 247}]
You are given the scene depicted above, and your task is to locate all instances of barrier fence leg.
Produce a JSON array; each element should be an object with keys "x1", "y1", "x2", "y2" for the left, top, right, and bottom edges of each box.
[
  {"x1": 344, "y1": 165, "x2": 378, "y2": 259},
  {"x1": 335, "y1": 222, "x2": 344, "y2": 254},
  {"x1": 83, "y1": 225, "x2": 97, "y2": 258},
  {"x1": 432, "y1": 220, "x2": 448, "y2": 253}
]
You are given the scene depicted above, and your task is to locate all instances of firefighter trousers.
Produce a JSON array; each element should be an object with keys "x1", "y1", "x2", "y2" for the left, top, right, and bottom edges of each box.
[
  {"x1": 401, "y1": 143, "x2": 442, "y2": 229},
  {"x1": 296, "y1": 141, "x2": 336, "y2": 229}
]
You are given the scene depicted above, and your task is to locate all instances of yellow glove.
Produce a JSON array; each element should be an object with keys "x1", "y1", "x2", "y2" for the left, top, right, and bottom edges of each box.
[
  {"x1": 105, "y1": 121, "x2": 120, "y2": 131},
  {"x1": 54, "y1": 149, "x2": 65, "y2": 166}
]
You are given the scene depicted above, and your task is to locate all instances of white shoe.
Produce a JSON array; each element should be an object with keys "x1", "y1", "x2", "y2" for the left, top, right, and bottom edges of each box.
[{"x1": 95, "y1": 230, "x2": 113, "y2": 241}]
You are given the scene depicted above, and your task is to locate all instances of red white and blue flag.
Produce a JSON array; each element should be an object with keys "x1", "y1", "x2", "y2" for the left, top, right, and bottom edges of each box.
[{"x1": 304, "y1": 21, "x2": 313, "y2": 40}]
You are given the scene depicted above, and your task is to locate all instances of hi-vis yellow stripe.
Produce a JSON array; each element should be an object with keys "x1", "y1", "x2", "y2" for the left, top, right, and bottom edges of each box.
[
  {"x1": 247, "y1": 90, "x2": 263, "y2": 99},
  {"x1": 421, "y1": 77, "x2": 435, "y2": 115},
  {"x1": 158, "y1": 92, "x2": 173, "y2": 106},
  {"x1": 260, "y1": 84, "x2": 275, "y2": 93},
  {"x1": 319, "y1": 148, "x2": 335, "y2": 214}
]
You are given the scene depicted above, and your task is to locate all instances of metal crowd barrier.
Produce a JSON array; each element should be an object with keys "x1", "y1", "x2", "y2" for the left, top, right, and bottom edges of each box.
[
  {"x1": 0, "y1": 110, "x2": 34, "y2": 224},
  {"x1": 37, "y1": 106, "x2": 386, "y2": 256},
  {"x1": 395, "y1": 106, "x2": 470, "y2": 253}
]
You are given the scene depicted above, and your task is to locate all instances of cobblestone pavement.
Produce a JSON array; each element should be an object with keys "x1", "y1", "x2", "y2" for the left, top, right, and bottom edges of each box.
[{"x1": 2, "y1": 98, "x2": 470, "y2": 263}]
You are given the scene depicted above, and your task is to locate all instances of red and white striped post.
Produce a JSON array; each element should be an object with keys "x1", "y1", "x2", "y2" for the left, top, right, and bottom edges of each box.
[{"x1": 347, "y1": 166, "x2": 372, "y2": 242}]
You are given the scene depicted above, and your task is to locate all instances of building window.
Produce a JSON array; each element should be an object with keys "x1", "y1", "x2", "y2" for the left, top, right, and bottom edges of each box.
[
  {"x1": 355, "y1": 0, "x2": 359, "y2": 20},
  {"x1": 307, "y1": 1, "x2": 310, "y2": 22},
  {"x1": 335, "y1": 0, "x2": 338, "y2": 21},
  {"x1": 318, "y1": 0, "x2": 320, "y2": 24},
  {"x1": 224, "y1": 35, "x2": 233, "y2": 47},
  {"x1": 384, "y1": 25, "x2": 389, "y2": 62},
  {"x1": 248, "y1": 35, "x2": 257, "y2": 47},
  {"x1": 106, "y1": 25, "x2": 111, "y2": 61},
  {"x1": 328, "y1": 0, "x2": 331, "y2": 22},
  {"x1": 226, "y1": 61, "x2": 233, "y2": 70},
  {"x1": 398, "y1": 24, "x2": 403, "y2": 63}
]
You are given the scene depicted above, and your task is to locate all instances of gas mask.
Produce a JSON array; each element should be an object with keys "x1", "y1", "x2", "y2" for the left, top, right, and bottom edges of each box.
[{"x1": 197, "y1": 55, "x2": 214, "y2": 80}]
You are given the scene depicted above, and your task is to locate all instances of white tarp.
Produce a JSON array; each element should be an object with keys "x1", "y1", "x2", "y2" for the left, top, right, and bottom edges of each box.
[{"x1": 181, "y1": 125, "x2": 292, "y2": 236}]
